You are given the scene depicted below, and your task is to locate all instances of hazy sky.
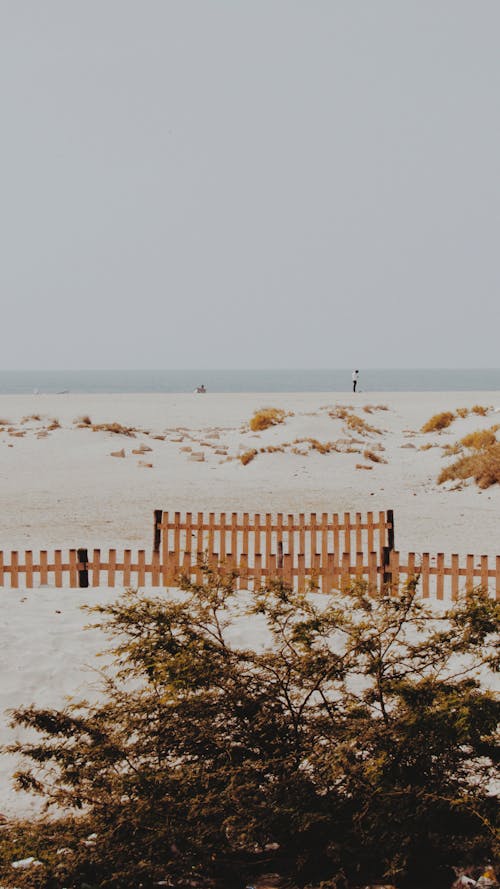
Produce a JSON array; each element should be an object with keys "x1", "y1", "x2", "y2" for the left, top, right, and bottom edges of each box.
[{"x1": 1, "y1": 1, "x2": 499, "y2": 369}]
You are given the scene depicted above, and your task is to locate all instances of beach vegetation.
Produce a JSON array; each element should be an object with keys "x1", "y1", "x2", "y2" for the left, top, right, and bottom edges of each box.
[
  {"x1": 240, "y1": 448, "x2": 257, "y2": 465},
  {"x1": 460, "y1": 429, "x2": 497, "y2": 450},
  {"x1": 46, "y1": 418, "x2": 61, "y2": 431},
  {"x1": 363, "y1": 403, "x2": 389, "y2": 413},
  {"x1": 21, "y1": 414, "x2": 42, "y2": 424},
  {"x1": 438, "y1": 441, "x2": 500, "y2": 489},
  {"x1": 2, "y1": 572, "x2": 498, "y2": 889},
  {"x1": 456, "y1": 407, "x2": 469, "y2": 419},
  {"x1": 421, "y1": 411, "x2": 455, "y2": 433},
  {"x1": 471, "y1": 404, "x2": 490, "y2": 416},
  {"x1": 91, "y1": 422, "x2": 137, "y2": 437},
  {"x1": 442, "y1": 442, "x2": 463, "y2": 457},
  {"x1": 363, "y1": 448, "x2": 387, "y2": 463},
  {"x1": 249, "y1": 407, "x2": 287, "y2": 431},
  {"x1": 76, "y1": 415, "x2": 92, "y2": 426},
  {"x1": 345, "y1": 413, "x2": 381, "y2": 435},
  {"x1": 308, "y1": 438, "x2": 335, "y2": 454}
]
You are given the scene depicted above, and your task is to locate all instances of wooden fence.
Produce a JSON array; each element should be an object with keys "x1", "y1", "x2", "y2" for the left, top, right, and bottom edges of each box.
[
  {"x1": 153, "y1": 509, "x2": 396, "y2": 566},
  {"x1": 0, "y1": 547, "x2": 499, "y2": 599}
]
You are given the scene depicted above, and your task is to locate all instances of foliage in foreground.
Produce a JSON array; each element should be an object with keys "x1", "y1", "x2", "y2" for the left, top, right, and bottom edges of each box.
[{"x1": 1, "y1": 573, "x2": 499, "y2": 889}]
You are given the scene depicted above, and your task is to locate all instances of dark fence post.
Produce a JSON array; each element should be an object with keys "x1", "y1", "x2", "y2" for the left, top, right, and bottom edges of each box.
[
  {"x1": 277, "y1": 540, "x2": 283, "y2": 570},
  {"x1": 387, "y1": 509, "x2": 395, "y2": 551},
  {"x1": 382, "y1": 545, "x2": 391, "y2": 587},
  {"x1": 78, "y1": 548, "x2": 89, "y2": 588},
  {"x1": 154, "y1": 509, "x2": 163, "y2": 553}
]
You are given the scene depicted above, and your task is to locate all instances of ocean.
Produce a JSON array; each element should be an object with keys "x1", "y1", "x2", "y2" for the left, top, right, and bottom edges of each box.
[
  {"x1": 1, "y1": 369, "x2": 500, "y2": 395},
  {"x1": 0, "y1": 369, "x2": 500, "y2": 395}
]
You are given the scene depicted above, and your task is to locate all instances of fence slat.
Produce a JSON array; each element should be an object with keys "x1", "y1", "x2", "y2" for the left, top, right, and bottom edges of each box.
[{"x1": 25, "y1": 551, "x2": 33, "y2": 589}]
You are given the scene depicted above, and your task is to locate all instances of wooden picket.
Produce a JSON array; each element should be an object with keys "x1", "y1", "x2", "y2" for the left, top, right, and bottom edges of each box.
[
  {"x1": 0, "y1": 546, "x2": 498, "y2": 599},
  {"x1": 153, "y1": 508, "x2": 395, "y2": 565}
]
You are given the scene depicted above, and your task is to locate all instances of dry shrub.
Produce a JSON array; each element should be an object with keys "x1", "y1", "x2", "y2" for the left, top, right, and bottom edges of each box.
[
  {"x1": 460, "y1": 429, "x2": 497, "y2": 450},
  {"x1": 328, "y1": 406, "x2": 350, "y2": 420},
  {"x1": 363, "y1": 404, "x2": 388, "y2": 414},
  {"x1": 47, "y1": 418, "x2": 60, "y2": 430},
  {"x1": 442, "y1": 442, "x2": 463, "y2": 457},
  {"x1": 21, "y1": 414, "x2": 42, "y2": 423},
  {"x1": 240, "y1": 449, "x2": 257, "y2": 465},
  {"x1": 363, "y1": 449, "x2": 387, "y2": 464},
  {"x1": 309, "y1": 439, "x2": 335, "y2": 454},
  {"x1": 456, "y1": 407, "x2": 469, "y2": 419},
  {"x1": 438, "y1": 442, "x2": 500, "y2": 488},
  {"x1": 260, "y1": 445, "x2": 285, "y2": 454},
  {"x1": 421, "y1": 411, "x2": 455, "y2": 433},
  {"x1": 355, "y1": 463, "x2": 373, "y2": 470},
  {"x1": 249, "y1": 408, "x2": 286, "y2": 432},
  {"x1": 419, "y1": 443, "x2": 435, "y2": 451},
  {"x1": 345, "y1": 413, "x2": 381, "y2": 435},
  {"x1": 76, "y1": 415, "x2": 92, "y2": 426},
  {"x1": 471, "y1": 404, "x2": 490, "y2": 416},
  {"x1": 92, "y1": 422, "x2": 137, "y2": 437}
]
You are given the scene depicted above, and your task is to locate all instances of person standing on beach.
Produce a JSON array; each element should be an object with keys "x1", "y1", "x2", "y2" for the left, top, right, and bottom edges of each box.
[{"x1": 352, "y1": 369, "x2": 359, "y2": 392}]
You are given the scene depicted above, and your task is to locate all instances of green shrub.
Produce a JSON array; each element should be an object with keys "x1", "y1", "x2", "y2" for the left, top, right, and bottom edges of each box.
[{"x1": 2, "y1": 573, "x2": 498, "y2": 888}]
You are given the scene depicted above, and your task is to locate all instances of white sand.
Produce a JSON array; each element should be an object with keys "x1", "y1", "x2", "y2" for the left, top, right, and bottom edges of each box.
[
  {"x1": 1, "y1": 390, "x2": 499, "y2": 555},
  {"x1": 1, "y1": 390, "x2": 499, "y2": 818}
]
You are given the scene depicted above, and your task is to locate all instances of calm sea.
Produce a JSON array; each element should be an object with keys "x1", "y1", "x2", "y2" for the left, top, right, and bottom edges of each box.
[{"x1": 0, "y1": 369, "x2": 500, "y2": 395}]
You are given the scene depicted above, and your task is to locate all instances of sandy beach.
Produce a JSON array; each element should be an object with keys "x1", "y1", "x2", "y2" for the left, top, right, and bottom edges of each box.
[
  {"x1": 1, "y1": 390, "x2": 499, "y2": 556},
  {"x1": 1, "y1": 390, "x2": 500, "y2": 820}
]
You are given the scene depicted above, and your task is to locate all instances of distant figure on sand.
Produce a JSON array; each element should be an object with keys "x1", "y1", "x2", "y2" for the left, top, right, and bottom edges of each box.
[
  {"x1": 195, "y1": 384, "x2": 206, "y2": 393},
  {"x1": 352, "y1": 369, "x2": 359, "y2": 392}
]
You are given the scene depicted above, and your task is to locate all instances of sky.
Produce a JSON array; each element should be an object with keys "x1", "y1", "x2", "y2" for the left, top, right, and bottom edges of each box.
[{"x1": 1, "y1": 1, "x2": 499, "y2": 370}]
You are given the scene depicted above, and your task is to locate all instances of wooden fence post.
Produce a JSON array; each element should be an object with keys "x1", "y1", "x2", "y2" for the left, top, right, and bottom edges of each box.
[
  {"x1": 153, "y1": 509, "x2": 163, "y2": 553},
  {"x1": 387, "y1": 509, "x2": 395, "y2": 551},
  {"x1": 382, "y1": 545, "x2": 391, "y2": 587},
  {"x1": 77, "y1": 548, "x2": 89, "y2": 588}
]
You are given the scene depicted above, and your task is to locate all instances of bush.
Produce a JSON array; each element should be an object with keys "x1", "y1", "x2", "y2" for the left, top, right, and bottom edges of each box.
[
  {"x1": 2, "y1": 574, "x2": 498, "y2": 889},
  {"x1": 249, "y1": 408, "x2": 287, "y2": 431},
  {"x1": 421, "y1": 412, "x2": 455, "y2": 433},
  {"x1": 438, "y1": 441, "x2": 500, "y2": 488},
  {"x1": 460, "y1": 429, "x2": 497, "y2": 450},
  {"x1": 240, "y1": 449, "x2": 257, "y2": 465}
]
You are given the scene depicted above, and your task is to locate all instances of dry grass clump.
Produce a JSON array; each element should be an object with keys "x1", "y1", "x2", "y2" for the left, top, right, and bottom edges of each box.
[
  {"x1": 421, "y1": 411, "x2": 455, "y2": 433},
  {"x1": 76, "y1": 415, "x2": 92, "y2": 426},
  {"x1": 47, "y1": 418, "x2": 60, "y2": 431},
  {"x1": 309, "y1": 439, "x2": 335, "y2": 454},
  {"x1": 240, "y1": 449, "x2": 257, "y2": 465},
  {"x1": 21, "y1": 414, "x2": 42, "y2": 424},
  {"x1": 249, "y1": 408, "x2": 286, "y2": 432},
  {"x1": 355, "y1": 463, "x2": 373, "y2": 471},
  {"x1": 455, "y1": 407, "x2": 469, "y2": 419},
  {"x1": 419, "y1": 442, "x2": 435, "y2": 451},
  {"x1": 328, "y1": 406, "x2": 350, "y2": 420},
  {"x1": 438, "y1": 442, "x2": 500, "y2": 489},
  {"x1": 345, "y1": 413, "x2": 381, "y2": 435},
  {"x1": 92, "y1": 422, "x2": 137, "y2": 437},
  {"x1": 363, "y1": 404, "x2": 389, "y2": 414},
  {"x1": 363, "y1": 449, "x2": 387, "y2": 464},
  {"x1": 442, "y1": 442, "x2": 463, "y2": 457},
  {"x1": 460, "y1": 428, "x2": 497, "y2": 450},
  {"x1": 471, "y1": 404, "x2": 490, "y2": 416},
  {"x1": 259, "y1": 445, "x2": 286, "y2": 454}
]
